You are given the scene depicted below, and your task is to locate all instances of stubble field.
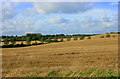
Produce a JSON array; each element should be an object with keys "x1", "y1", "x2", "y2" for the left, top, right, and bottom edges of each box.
[{"x1": 1, "y1": 34, "x2": 119, "y2": 77}]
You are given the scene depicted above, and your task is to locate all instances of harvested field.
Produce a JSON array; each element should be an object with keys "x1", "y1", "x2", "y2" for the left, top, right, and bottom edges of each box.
[{"x1": 2, "y1": 34, "x2": 119, "y2": 77}]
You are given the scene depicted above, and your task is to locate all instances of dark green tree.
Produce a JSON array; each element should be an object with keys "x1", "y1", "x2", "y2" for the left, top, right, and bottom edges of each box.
[
  {"x1": 60, "y1": 37, "x2": 64, "y2": 42},
  {"x1": 20, "y1": 37, "x2": 24, "y2": 45},
  {"x1": 26, "y1": 37, "x2": 31, "y2": 45},
  {"x1": 87, "y1": 36, "x2": 91, "y2": 39},
  {"x1": 36, "y1": 33, "x2": 42, "y2": 39},
  {"x1": 100, "y1": 36, "x2": 104, "y2": 38},
  {"x1": 80, "y1": 35, "x2": 84, "y2": 40},
  {"x1": 74, "y1": 36, "x2": 78, "y2": 40},
  {"x1": 46, "y1": 37, "x2": 52, "y2": 43},
  {"x1": 4, "y1": 38, "x2": 9, "y2": 46},
  {"x1": 53, "y1": 37, "x2": 58, "y2": 42},
  {"x1": 32, "y1": 36, "x2": 36, "y2": 40},
  {"x1": 106, "y1": 34, "x2": 110, "y2": 38},
  {"x1": 40, "y1": 37, "x2": 45, "y2": 42},
  {"x1": 32, "y1": 36, "x2": 38, "y2": 44},
  {"x1": 67, "y1": 37, "x2": 70, "y2": 41},
  {"x1": 106, "y1": 32, "x2": 109, "y2": 34},
  {"x1": 10, "y1": 38, "x2": 16, "y2": 45}
]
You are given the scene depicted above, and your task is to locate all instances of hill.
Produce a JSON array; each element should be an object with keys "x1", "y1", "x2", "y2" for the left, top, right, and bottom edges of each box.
[{"x1": 2, "y1": 34, "x2": 119, "y2": 77}]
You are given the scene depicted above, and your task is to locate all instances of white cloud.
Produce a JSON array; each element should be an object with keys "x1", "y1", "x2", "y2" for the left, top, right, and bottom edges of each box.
[
  {"x1": 111, "y1": 2, "x2": 118, "y2": 5},
  {"x1": 1, "y1": 2, "x2": 118, "y2": 35},
  {"x1": 57, "y1": 9, "x2": 118, "y2": 33},
  {"x1": 2, "y1": 2, "x2": 18, "y2": 20},
  {"x1": 2, "y1": 8, "x2": 118, "y2": 35},
  {"x1": 34, "y1": 2, "x2": 93, "y2": 14},
  {"x1": 2, "y1": 0, "x2": 120, "y2": 2},
  {"x1": 48, "y1": 16, "x2": 68, "y2": 24}
]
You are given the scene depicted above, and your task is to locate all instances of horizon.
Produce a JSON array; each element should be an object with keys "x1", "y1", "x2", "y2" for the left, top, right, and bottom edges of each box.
[{"x1": 1, "y1": 32, "x2": 119, "y2": 37}]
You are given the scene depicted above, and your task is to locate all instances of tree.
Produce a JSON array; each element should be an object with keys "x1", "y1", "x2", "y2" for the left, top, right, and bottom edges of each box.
[
  {"x1": 40, "y1": 37, "x2": 45, "y2": 42},
  {"x1": 60, "y1": 37, "x2": 64, "y2": 42},
  {"x1": 106, "y1": 34, "x2": 110, "y2": 38},
  {"x1": 45, "y1": 37, "x2": 52, "y2": 43},
  {"x1": 20, "y1": 37, "x2": 24, "y2": 45},
  {"x1": 80, "y1": 35, "x2": 84, "y2": 40},
  {"x1": 32, "y1": 36, "x2": 36, "y2": 40},
  {"x1": 67, "y1": 37, "x2": 70, "y2": 41},
  {"x1": 74, "y1": 36, "x2": 78, "y2": 40},
  {"x1": 53, "y1": 37, "x2": 58, "y2": 42},
  {"x1": 10, "y1": 38, "x2": 16, "y2": 45},
  {"x1": 106, "y1": 32, "x2": 109, "y2": 34},
  {"x1": 110, "y1": 32, "x2": 117, "y2": 34},
  {"x1": 87, "y1": 36, "x2": 91, "y2": 39},
  {"x1": 36, "y1": 33, "x2": 42, "y2": 39},
  {"x1": 4, "y1": 38, "x2": 9, "y2": 46},
  {"x1": 32, "y1": 36, "x2": 38, "y2": 44},
  {"x1": 26, "y1": 33, "x2": 42, "y2": 40},
  {"x1": 100, "y1": 36, "x2": 104, "y2": 38},
  {"x1": 26, "y1": 37, "x2": 31, "y2": 45}
]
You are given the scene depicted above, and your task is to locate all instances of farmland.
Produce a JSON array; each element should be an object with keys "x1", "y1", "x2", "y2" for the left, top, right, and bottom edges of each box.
[{"x1": 1, "y1": 34, "x2": 119, "y2": 77}]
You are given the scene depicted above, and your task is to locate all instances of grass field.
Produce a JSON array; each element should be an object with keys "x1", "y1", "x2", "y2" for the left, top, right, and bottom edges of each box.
[{"x1": 1, "y1": 34, "x2": 119, "y2": 77}]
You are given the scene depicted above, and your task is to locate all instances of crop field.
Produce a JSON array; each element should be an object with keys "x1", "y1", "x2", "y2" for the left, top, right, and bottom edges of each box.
[{"x1": 1, "y1": 34, "x2": 119, "y2": 77}]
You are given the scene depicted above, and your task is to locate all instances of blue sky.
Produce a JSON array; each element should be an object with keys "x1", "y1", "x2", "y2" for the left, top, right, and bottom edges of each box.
[{"x1": 2, "y1": 2, "x2": 118, "y2": 35}]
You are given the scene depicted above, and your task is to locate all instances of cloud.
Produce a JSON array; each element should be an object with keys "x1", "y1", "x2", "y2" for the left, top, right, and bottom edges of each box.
[
  {"x1": 2, "y1": 8, "x2": 118, "y2": 35},
  {"x1": 111, "y1": 2, "x2": 118, "y2": 5},
  {"x1": 81, "y1": 9, "x2": 117, "y2": 32},
  {"x1": 2, "y1": 2, "x2": 18, "y2": 20},
  {"x1": 34, "y1": 2, "x2": 93, "y2": 14},
  {"x1": 56, "y1": 9, "x2": 118, "y2": 33},
  {"x1": 1, "y1": 2, "x2": 118, "y2": 35},
  {"x1": 2, "y1": 0, "x2": 120, "y2": 2},
  {"x1": 48, "y1": 16, "x2": 68, "y2": 24}
]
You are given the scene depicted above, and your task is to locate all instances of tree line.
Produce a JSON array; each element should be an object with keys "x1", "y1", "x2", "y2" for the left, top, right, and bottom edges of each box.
[
  {"x1": 1, "y1": 32, "x2": 116, "y2": 48},
  {"x1": 1, "y1": 33, "x2": 93, "y2": 48}
]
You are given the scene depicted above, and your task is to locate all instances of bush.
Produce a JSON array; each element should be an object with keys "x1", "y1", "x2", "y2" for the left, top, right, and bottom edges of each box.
[
  {"x1": 53, "y1": 37, "x2": 58, "y2": 42},
  {"x1": 100, "y1": 36, "x2": 104, "y2": 38},
  {"x1": 10, "y1": 38, "x2": 16, "y2": 45},
  {"x1": 74, "y1": 37, "x2": 78, "y2": 40},
  {"x1": 106, "y1": 32, "x2": 109, "y2": 34},
  {"x1": 80, "y1": 35, "x2": 84, "y2": 40},
  {"x1": 26, "y1": 37, "x2": 31, "y2": 45},
  {"x1": 40, "y1": 37, "x2": 45, "y2": 42},
  {"x1": 87, "y1": 36, "x2": 91, "y2": 39},
  {"x1": 45, "y1": 39, "x2": 52, "y2": 43},
  {"x1": 106, "y1": 34, "x2": 110, "y2": 38},
  {"x1": 67, "y1": 37, "x2": 70, "y2": 41},
  {"x1": 110, "y1": 32, "x2": 117, "y2": 34},
  {"x1": 60, "y1": 38, "x2": 64, "y2": 42},
  {"x1": 4, "y1": 38, "x2": 9, "y2": 45}
]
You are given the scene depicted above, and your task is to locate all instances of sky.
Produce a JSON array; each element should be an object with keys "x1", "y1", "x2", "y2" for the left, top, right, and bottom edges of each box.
[{"x1": 1, "y1": 1, "x2": 119, "y2": 35}]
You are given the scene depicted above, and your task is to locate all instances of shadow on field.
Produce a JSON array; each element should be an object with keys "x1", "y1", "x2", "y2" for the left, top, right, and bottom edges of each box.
[{"x1": 1, "y1": 43, "x2": 46, "y2": 48}]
